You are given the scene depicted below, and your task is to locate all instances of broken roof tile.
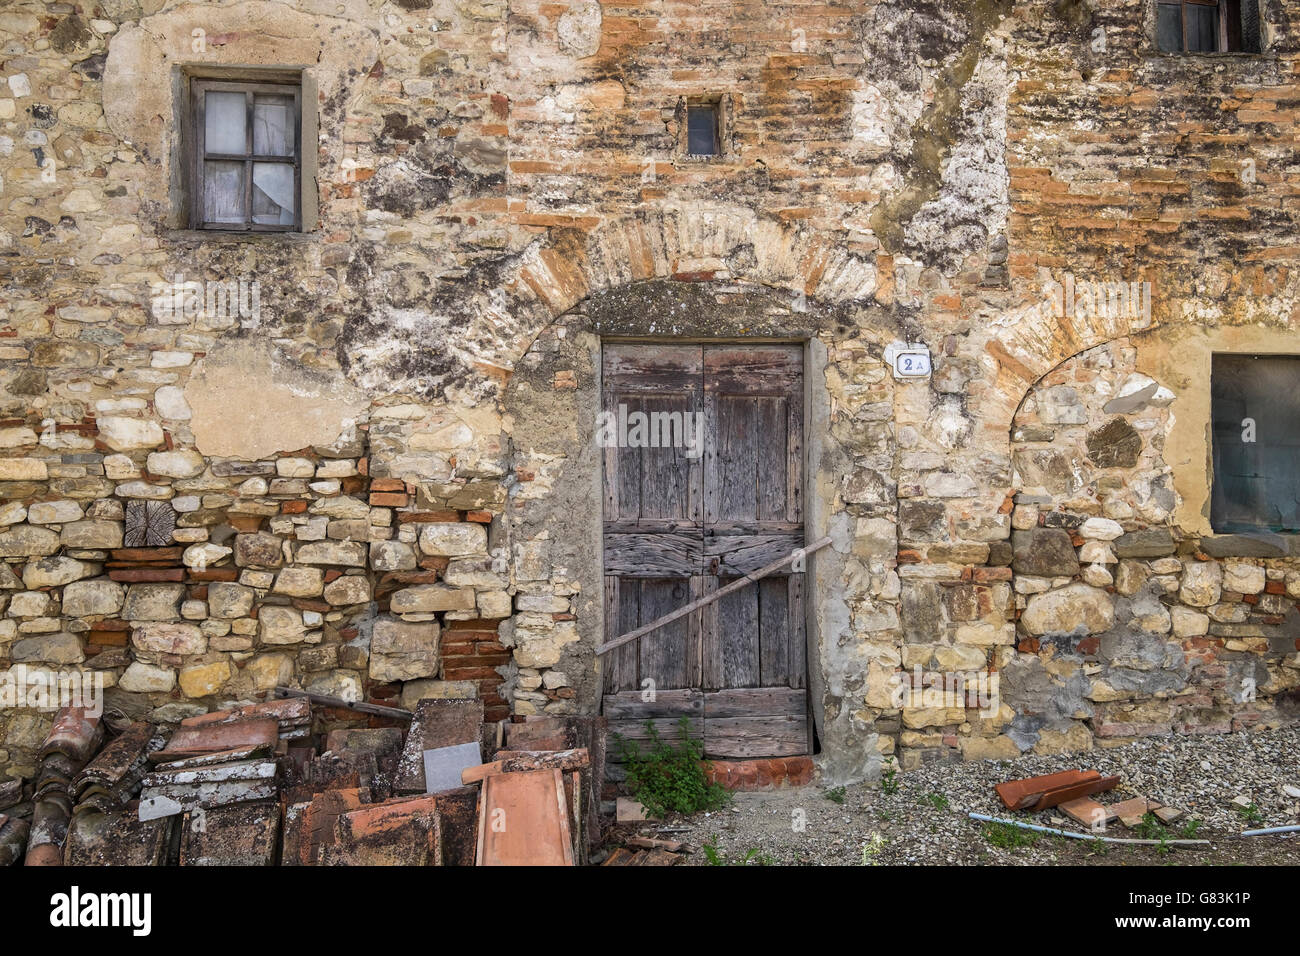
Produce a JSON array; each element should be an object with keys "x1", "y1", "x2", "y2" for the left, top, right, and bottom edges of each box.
[
  {"x1": 149, "y1": 718, "x2": 279, "y2": 763},
  {"x1": 40, "y1": 706, "x2": 105, "y2": 764},
  {"x1": 321, "y1": 794, "x2": 441, "y2": 866},
  {"x1": 64, "y1": 809, "x2": 171, "y2": 866},
  {"x1": 394, "y1": 698, "x2": 483, "y2": 794}
]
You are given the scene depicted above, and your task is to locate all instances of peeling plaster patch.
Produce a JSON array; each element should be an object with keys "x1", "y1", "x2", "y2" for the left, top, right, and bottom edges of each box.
[
  {"x1": 185, "y1": 341, "x2": 367, "y2": 460},
  {"x1": 557, "y1": 0, "x2": 602, "y2": 58},
  {"x1": 864, "y1": 0, "x2": 1014, "y2": 267},
  {"x1": 851, "y1": 84, "x2": 892, "y2": 156},
  {"x1": 904, "y1": 50, "x2": 1010, "y2": 273}
]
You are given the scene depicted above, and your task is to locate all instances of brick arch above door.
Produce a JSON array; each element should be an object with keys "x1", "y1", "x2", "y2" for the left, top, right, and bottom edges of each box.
[
  {"x1": 499, "y1": 280, "x2": 899, "y2": 785},
  {"x1": 493, "y1": 205, "x2": 881, "y2": 368}
]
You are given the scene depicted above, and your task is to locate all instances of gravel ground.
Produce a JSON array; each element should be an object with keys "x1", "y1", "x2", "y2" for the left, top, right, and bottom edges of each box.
[{"x1": 617, "y1": 725, "x2": 1300, "y2": 866}]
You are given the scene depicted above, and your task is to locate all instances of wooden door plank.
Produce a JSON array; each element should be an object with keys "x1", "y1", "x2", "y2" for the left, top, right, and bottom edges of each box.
[
  {"x1": 758, "y1": 575, "x2": 791, "y2": 687},
  {"x1": 603, "y1": 344, "x2": 704, "y2": 390},
  {"x1": 638, "y1": 578, "x2": 695, "y2": 690},
  {"x1": 703, "y1": 716, "x2": 809, "y2": 759},
  {"x1": 703, "y1": 345, "x2": 802, "y2": 394},
  {"x1": 704, "y1": 532, "x2": 803, "y2": 575},
  {"x1": 702, "y1": 384, "x2": 721, "y2": 527},
  {"x1": 789, "y1": 573, "x2": 807, "y2": 691},
  {"x1": 703, "y1": 687, "x2": 806, "y2": 718},
  {"x1": 636, "y1": 394, "x2": 701, "y2": 522},
  {"x1": 686, "y1": 573, "x2": 705, "y2": 689},
  {"x1": 715, "y1": 395, "x2": 758, "y2": 523},
  {"x1": 602, "y1": 688, "x2": 703, "y2": 719},
  {"x1": 700, "y1": 574, "x2": 721, "y2": 688},
  {"x1": 757, "y1": 395, "x2": 789, "y2": 521},
  {"x1": 603, "y1": 518, "x2": 703, "y2": 534},
  {"x1": 714, "y1": 579, "x2": 760, "y2": 689},
  {"x1": 605, "y1": 716, "x2": 704, "y2": 755},
  {"x1": 602, "y1": 532, "x2": 701, "y2": 577},
  {"x1": 603, "y1": 575, "x2": 639, "y2": 694},
  {"x1": 785, "y1": 366, "x2": 803, "y2": 523}
]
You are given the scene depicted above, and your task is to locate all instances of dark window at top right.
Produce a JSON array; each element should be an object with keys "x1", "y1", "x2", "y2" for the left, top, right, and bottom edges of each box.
[
  {"x1": 1156, "y1": 0, "x2": 1261, "y2": 54},
  {"x1": 1210, "y1": 355, "x2": 1300, "y2": 535}
]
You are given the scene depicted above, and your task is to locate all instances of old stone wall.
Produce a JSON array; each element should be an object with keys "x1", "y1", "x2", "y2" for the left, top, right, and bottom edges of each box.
[{"x1": 1, "y1": 0, "x2": 1298, "y2": 783}]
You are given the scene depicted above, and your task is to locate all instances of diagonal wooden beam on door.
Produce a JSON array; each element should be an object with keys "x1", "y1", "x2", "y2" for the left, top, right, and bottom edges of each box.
[{"x1": 595, "y1": 535, "x2": 832, "y2": 656}]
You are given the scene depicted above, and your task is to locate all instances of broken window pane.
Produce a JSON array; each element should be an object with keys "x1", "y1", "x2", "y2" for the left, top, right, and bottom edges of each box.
[
  {"x1": 1211, "y1": 355, "x2": 1300, "y2": 534},
  {"x1": 1240, "y1": 0, "x2": 1262, "y2": 52},
  {"x1": 252, "y1": 162, "x2": 295, "y2": 225},
  {"x1": 1157, "y1": 3, "x2": 1183, "y2": 51},
  {"x1": 205, "y1": 91, "x2": 247, "y2": 154},
  {"x1": 253, "y1": 94, "x2": 294, "y2": 156},
  {"x1": 687, "y1": 105, "x2": 719, "y2": 156},
  {"x1": 191, "y1": 79, "x2": 302, "y2": 230},
  {"x1": 203, "y1": 161, "x2": 245, "y2": 224},
  {"x1": 1185, "y1": 3, "x2": 1220, "y2": 52}
]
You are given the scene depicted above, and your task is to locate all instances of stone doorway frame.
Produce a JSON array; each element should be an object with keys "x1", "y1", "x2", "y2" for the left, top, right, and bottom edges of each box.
[{"x1": 500, "y1": 277, "x2": 880, "y2": 776}]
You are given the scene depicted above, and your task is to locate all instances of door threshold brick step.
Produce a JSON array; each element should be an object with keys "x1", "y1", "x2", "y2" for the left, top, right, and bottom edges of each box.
[{"x1": 702, "y1": 756, "x2": 814, "y2": 791}]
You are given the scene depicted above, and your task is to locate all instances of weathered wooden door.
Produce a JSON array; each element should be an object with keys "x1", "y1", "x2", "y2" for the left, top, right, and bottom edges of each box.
[{"x1": 602, "y1": 344, "x2": 809, "y2": 758}]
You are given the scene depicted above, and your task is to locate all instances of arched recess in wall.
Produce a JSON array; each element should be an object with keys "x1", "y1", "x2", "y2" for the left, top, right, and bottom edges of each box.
[
  {"x1": 1007, "y1": 336, "x2": 1181, "y2": 526},
  {"x1": 977, "y1": 294, "x2": 1160, "y2": 446}
]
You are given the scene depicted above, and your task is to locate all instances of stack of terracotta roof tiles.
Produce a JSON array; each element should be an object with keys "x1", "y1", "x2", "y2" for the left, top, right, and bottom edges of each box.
[
  {"x1": 1, "y1": 696, "x2": 610, "y2": 866},
  {"x1": 74, "y1": 721, "x2": 168, "y2": 815},
  {"x1": 0, "y1": 774, "x2": 29, "y2": 865},
  {"x1": 281, "y1": 697, "x2": 487, "y2": 865},
  {"x1": 456, "y1": 714, "x2": 607, "y2": 866},
  {"x1": 26, "y1": 706, "x2": 104, "y2": 866}
]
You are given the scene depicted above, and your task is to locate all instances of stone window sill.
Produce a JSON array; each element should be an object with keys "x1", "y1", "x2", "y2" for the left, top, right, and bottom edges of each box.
[
  {"x1": 1200, "y1": 532, "x2": 1300, "y2": 559},
  {"x1": 160, "y1": 228, "x2": 321, "y2": 246},
  {"x1": 1145, "y1": 51, "x2": 1271, "y2": 62}
]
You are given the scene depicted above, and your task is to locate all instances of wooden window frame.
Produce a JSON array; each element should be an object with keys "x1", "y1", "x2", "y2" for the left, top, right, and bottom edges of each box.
[
  {"x1": 188, "y1": 78, "x2": 303, "y2": 232},
  {"x1": 1156, "y1": 0, "x2": 1257, "y2": 54}
]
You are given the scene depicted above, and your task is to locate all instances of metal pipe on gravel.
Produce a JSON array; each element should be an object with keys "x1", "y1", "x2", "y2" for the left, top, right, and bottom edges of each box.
[
  {"x1": 968, "y1": 812, "x2": 1211, "y2": 847},
  {"x1": 1237, "y1": 825, "x2": 1300, "y2": 837}
]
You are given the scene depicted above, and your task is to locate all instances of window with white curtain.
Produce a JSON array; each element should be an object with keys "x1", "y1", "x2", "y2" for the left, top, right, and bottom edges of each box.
[{"x1": 189, "y1": 78, "x2": 302, "y2": 231}]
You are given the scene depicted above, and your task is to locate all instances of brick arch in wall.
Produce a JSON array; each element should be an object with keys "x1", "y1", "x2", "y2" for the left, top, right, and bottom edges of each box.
[
  {"x1": 495, "y1": 216, "x2": 890, "y2": 777},
  {"x1": 496, "y1": 204, "x2": 881, "y2": 358},
  {"x1": 976, "y1": 298, "x2": 1159, "y2": 442}
]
